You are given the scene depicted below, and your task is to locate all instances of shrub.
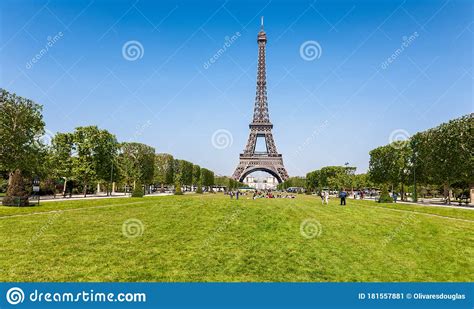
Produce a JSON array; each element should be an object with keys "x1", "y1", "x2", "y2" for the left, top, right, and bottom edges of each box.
[
  {"x1": 174, "y1": 182, "x2": 183, "y2": 195},
  {"x1": 2, "y1": 170, "x2": 29, "y2": 206},
  {"x1": 131, "y1": 182, "x2": 144, "y2": 198},
  {"x1": 196, "y1": 182, "x2": 203, "y2": 194},
  {"x1": 378, "y1": 185, "x2": 393, "y2": 203}
]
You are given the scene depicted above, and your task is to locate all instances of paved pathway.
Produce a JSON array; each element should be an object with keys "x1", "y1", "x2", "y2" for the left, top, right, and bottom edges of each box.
[{"x1": 362, "y1": 197, "x2": 473, "y2": 210}]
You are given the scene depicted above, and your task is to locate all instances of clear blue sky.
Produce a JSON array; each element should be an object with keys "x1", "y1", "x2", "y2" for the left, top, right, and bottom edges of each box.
[{"x1": 1, "y1": 0, "x2": 472, "y2": 176}]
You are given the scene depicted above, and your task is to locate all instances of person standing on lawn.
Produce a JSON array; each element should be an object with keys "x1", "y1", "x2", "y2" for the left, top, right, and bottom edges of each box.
[
  {"x1": 392, "y1": 192, "x2": 398, "y2": 203},
  {"x1": 339, "y1": 190, "x2": 347, "y2": 206}
]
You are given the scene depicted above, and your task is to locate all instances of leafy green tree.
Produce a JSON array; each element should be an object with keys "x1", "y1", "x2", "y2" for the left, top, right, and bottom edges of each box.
[
  {"x1": 94, "y1": 129, "x2": 119, "y2": 194},
  {"x1": 180, "y1": 160, "x2": 194, "y2": 187},
  {"x1": 165, "y1": 156, "x2": 175, "y2": 185},
  {"x1": 196, "y1": 182, "x2": 203, "y2": 194},
  {"x1": 192, "y1": 164, "x2": 201, "y2": 186},
  {"x1": 353, "y1": 173, "x2": 371, "y2": 190},
  {"x1": 201, "y1": 168, "x2": 215, "y2": 191},
  {"x1": 173, "y1": 159, "x2": 182, "y2": 186},
  {"x1": 412, "y1": 114, "x2": 473, "y2": 203},
  {"x1": 117, "y1": 147, "x2": 139, "y2": 192},
  {"x1": 72, "y1": 127, "x2": 98, "y2": 196},
  {"x1": 154, "y1": 153, "x2": 174, "y2": 191},
  {"x1": 278, "y1": 177, "x2": 306, "y2": 191},
  {"x1": 131, "y1": 181, "x2": 144, "y2": 197},
  {"x1": 174, "y1": 181, "x2": 183, "y2": 195},
  {"x1": 320, "y1": 166, "x2": 355, "y2": 190},
  {"x1": 118, "y1": 142, "x2": 155, "y2": 194},
  {"x1": 305, "y1": 170, "x2": 321, "y2": 192},
  {"x1": 50, "y1": 133, "x2": 75, "y2": 196},
  {"x1": 0, "y1": 89, "x2": 45, "y2": 196},
  {"x1": 368, "y1": 144, "x2": 410, "y2": 198},
  {"x1": 378, "y1": 184, "x2": 393, "y2": 203},
  {"x1": 72, "y1": 126, "x2": 118, "y2": 197}
]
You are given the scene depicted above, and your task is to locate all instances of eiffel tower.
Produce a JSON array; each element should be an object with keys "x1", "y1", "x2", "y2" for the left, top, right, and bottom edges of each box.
[{"x1": 232, "y1": 17, "x2": 289, "y2": 183}]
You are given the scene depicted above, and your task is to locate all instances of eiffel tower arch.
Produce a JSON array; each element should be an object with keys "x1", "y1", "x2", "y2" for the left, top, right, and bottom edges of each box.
[{"x1": 232, "y1": 18, "x2": 289, "y2": 184}]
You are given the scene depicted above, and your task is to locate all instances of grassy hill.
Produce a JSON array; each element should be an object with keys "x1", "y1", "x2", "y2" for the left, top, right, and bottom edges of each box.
[{"x1": 0, "y1": 194, "x2": 472, "y2": 282}]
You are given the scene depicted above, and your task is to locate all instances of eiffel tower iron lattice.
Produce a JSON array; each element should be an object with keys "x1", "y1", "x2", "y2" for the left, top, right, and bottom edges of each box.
[{"x1": 232, "y1": 18, "x2": 289, "y2": 183}]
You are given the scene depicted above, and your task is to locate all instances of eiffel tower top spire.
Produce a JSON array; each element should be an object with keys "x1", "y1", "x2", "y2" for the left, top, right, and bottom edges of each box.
[{"x1": 252, "y1": 16, "x2": 271, "y2": 127}]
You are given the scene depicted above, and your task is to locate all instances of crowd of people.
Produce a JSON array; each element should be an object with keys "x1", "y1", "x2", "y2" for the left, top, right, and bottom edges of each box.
[
  {"x1": 226, "y1": 188, "x2": 373, "y2": 205},
  {"x1": 227, "y1": 189, "x2": 297, "y2": 200}
]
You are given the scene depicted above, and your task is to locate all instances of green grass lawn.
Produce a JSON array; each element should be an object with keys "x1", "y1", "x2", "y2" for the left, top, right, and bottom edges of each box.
[{"x1": 0, "y1": 194, "x2": 472, "y2": 282}]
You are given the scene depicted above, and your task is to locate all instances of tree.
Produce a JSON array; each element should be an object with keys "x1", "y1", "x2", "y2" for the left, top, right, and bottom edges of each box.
[
  {"x1": 320, "y1": 166, "x2": 355, "y2": 190},
  {"x1": 154, "y1": 153, "x2": 174, "y2": 191},
  {"x1": 196, "y1": 182, "x2": 203, "y2": 194},
  {"x1": 93, "y1": 129, "x2": 119, "y2": 194},
  {"x1": 72, "y1": 126, "x2": 118, "y2": 197},
  {"x1": 0, "y1": 89, "x2": 45, "y2": 200},
  {"x1": 118, "y1": 142, "x2": 155, "y2": 194},
  {"x1": 173, "y1": 159, "x2": 183, "y2": 187},
  {"x1": 131, "y1": 181, "x2": 144, "y2": 197},
  {"x1": 353, "y1": 173, "x2": 371, "y2": 190},
  {"x1": 378, "y1": 184, "x2": 393, "y2": 203},
  {"x1": 193, "y1": 164, "x2": 201, "y2": 187},
  {"x1": 201, "y1": 168, "x2": 215, "y2": 191},
  {"x1": 165, "y1": 156, "x2": 175, "y2": 185},
  {"x1": 50, "y1": 133, "x2": 74, "y2": 196},
  {"x1": 369, "y1": 142, "x2": 412, "y2": 200},
  {"x1": 174, "y1": 181, "x2": 183, "y2": 195},
  {"x1": 180, "y1": 160, "x2": 194, "y2": 188},
  {"x1": 305, "y1": 170, "x2": 321, "y2": 192},
  {"x1": 410, "y1": 114, "x2": 473, "y2": 204},
  {"x1": 278, "y1": 176, "x2": 306, "y2": 191}
]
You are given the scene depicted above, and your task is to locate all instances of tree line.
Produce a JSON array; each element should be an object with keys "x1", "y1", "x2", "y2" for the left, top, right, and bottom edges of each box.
[
  {"x1": 0, "y1": 89, "x2": 232, "y2": 205},
  {"x1": 304, "y1": 166, "x2": 370, "y2": 193},
  {"x1": 300, "y1": 114, "x2": 472, "y2": 204},
  {"x1": 368, "y1": 113, "x2": 473, "y2": 203}
]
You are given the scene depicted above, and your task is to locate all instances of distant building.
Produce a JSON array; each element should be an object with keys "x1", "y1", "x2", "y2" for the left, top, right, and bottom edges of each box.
[{"x1": 243, "y1": 175, "x2": 278, "y2": 190}]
